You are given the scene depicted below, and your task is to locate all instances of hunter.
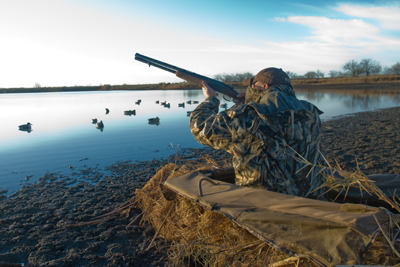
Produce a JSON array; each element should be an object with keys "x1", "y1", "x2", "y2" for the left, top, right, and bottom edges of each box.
[{"x1": 189, "y1": 68, "x2": 325, "y2": 199}]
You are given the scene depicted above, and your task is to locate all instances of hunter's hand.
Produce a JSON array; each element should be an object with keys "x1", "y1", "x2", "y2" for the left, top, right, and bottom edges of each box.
[
  {"x1": 233, "y1": 92, "x2": 246, "y2": 105},
  {"x1": 201, "y1": 81, "x2": 218, "y2": 99}
]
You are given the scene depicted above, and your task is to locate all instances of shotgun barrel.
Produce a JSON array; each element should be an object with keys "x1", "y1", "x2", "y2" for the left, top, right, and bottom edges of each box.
[{"x1": 135, "y1": 53, "x2": 244, "y2": 102}]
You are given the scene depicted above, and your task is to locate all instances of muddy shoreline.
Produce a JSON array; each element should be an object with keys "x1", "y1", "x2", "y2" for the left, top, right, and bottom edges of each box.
[{"x1": 1, "y1": 106, "x2": 400, "y2": 266}]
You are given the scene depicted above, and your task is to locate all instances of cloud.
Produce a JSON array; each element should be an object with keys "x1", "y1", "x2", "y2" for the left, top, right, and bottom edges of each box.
[
  {"x1": 282, "y1": 16, "x2": 400, "y2": 51},
  {"x1": 335, "y1": 5, "x2": 400, "y2": 30},
  {"x1": 256, "y1": 11, "x2": 400, "y2": 74},
  {"x1": 287, "y1": 16, "x2": 379, "y2": 44},
  {"x1": 274, "y1": 17, "x2": 286, "y2": 22}
]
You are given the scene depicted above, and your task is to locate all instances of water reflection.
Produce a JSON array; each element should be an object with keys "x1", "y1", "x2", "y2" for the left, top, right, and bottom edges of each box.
[
  {"x1": 296, "y1": 89, "x2": 400, "y2": 109},
  {"x1": 295, "y1": 88, "x2": 400, "y2": 120}
]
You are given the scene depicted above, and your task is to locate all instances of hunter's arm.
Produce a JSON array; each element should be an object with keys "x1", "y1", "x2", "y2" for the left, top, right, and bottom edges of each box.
[{"x1": 189, "y1": 97, "x2": 234, "y2": 151}]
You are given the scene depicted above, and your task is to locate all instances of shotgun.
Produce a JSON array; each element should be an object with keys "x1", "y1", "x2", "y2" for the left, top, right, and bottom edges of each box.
[{"x1": 134, "y1": 53, "x2": 244, "y2": 102}]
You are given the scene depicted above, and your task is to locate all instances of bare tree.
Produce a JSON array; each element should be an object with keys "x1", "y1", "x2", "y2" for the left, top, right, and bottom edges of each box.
[
  {"x1": 329, "y1": 70, "x2": 338, "y2": 78},
  {"x1": 34, "y1": 83, "x2": 41, "y2": 88},
  {"x1": 304, "y1": 71, "x2": 318, "y2": 79},
  {"x1": 213, "y1": 74, "x2": 224, "y2": 82},
  {"x1": 315, "y1": 70, "x2": 324, "y2": 78},
  {"x1": 382, "y1": 66, "x2": 391, "y2": 74},
  {"x1": 285, "y1": 71, "x2": 299, "y2": 79},
  {"x1": 342, "y1": 60, "x2": 362, "y2": 77},
  {"x1": 389, "y1": 62, "x2": 400, "y2": 75},
  {"x1": 213, "y1": 72, "x2": 254, "y2": 82},
  {"x1": 359, "y1": 58, "x2": 382, "y2": 76}
]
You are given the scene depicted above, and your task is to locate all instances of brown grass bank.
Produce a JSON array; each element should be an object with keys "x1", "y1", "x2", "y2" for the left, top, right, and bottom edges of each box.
[{"x1": 1, "y1": 74, "x2": 399, "y2": 94}]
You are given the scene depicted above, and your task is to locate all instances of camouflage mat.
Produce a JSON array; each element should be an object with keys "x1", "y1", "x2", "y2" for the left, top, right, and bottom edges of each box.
[{"x1": 164, "y1": 171, "x2": 400, "y2": 266}]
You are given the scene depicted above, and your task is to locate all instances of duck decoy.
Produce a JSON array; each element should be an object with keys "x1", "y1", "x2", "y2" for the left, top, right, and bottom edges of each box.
[
  {"x1": 18, "y1": 122, "x2": 33, "y2": 133},
  {"x1": 148, "y1": 117, "x2": 160, "y2": 122},
  {"x1": 135, "y1": 100, "x2": 141, "y2": 105},
  {"x1": 96, "y1": 120, "x2": 104, "y2": 131},
  {"x1": 178, "y1": 102, "x2": 185, "y2": 107},
  {"x1": 124, "y1": 110, "x2": 136, "y2": 116},
  {"x1": 92, "y1": 118, "x2": 97, "y2": 124},
  {"x1": 105, "y1": 108, "x2": 110, "y2": 114},
  {"x1": 186, "y1": 100, "x2": 192, "y2": 104},
  {"x1": 193, "y1": 101, "x2": 199, "y2": 104},
  {"x1": 164, "y1": 103, "x2": 170, "y2": 108},
  {"x1": 148, "y1": 117, "x2": 160, "y2": 126},
  {"x1": 155, "y1": 100, "x2": 159, "y2": 104},
  {"x1": 220, "y1": 103, "x2": 227, "y2": 108}
]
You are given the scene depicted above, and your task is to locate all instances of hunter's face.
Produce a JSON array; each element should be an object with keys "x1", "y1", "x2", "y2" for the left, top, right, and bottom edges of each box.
[
  {"x1": 251, "y1": 81, "x2": 265, "y2": 90},
  {"x1": 245, "y1": 85, "x2": 267, "y2": 104}
]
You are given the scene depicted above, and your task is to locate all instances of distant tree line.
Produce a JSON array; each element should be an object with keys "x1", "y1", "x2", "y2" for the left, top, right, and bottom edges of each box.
[
  {"x1": 213, "y1": 72, "x2": 254, "y2": 82},
  {"x1": 286, "y1": 59, "x2": 400, "y2": 79}
]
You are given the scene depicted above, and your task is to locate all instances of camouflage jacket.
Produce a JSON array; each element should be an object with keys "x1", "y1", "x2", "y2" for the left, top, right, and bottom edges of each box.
[{"x1": 190, "y1": 85, "x2": 325, "y2": 199}]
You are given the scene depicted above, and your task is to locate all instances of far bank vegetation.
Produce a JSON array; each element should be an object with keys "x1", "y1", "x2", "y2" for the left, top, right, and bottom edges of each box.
[
  {"x1": 1, "y1": 59, "x2": 399, "y2": 93},
  {"x1": 287, "y1": 59, "x2": 400, "y2": 85}
]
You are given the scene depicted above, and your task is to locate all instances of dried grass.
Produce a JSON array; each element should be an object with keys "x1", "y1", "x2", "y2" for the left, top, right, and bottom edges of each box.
[
  {"x1": 131, "y1": 155, "x2": 316, "y2": 267},
  {"x1": 296, "y1": 151, "x2": 400, "y2": 264}
]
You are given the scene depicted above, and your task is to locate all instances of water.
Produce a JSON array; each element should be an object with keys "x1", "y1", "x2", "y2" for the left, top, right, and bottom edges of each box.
[{"x1": 1, "y1": 88, "x2": 400, "y2": 193}]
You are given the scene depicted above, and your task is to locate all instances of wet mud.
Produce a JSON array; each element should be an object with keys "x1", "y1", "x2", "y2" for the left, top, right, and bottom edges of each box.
[{"x1": 321, "y1": 106, "x2": 400, "y2": 175}]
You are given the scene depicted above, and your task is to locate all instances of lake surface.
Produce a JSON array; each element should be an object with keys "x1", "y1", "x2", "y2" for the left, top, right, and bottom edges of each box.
[{"x1": 1, "y1": 88, "x2": 400, "y2": 193}]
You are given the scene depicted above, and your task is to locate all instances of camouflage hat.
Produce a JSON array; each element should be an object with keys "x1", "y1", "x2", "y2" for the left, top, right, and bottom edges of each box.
[{"x1": 242, "y1": 68, "x2": 291, "y2": 87}]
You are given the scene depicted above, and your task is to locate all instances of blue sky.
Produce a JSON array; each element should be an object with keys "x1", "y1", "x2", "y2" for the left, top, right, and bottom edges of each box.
[{"x1": 0, "y1": 0, "x2": 399, "y2": 87}]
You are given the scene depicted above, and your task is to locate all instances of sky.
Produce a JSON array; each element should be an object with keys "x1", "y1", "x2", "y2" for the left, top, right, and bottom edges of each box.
[{"x1": 0, "y1": 0, "x2": 399, "y2": 88}]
